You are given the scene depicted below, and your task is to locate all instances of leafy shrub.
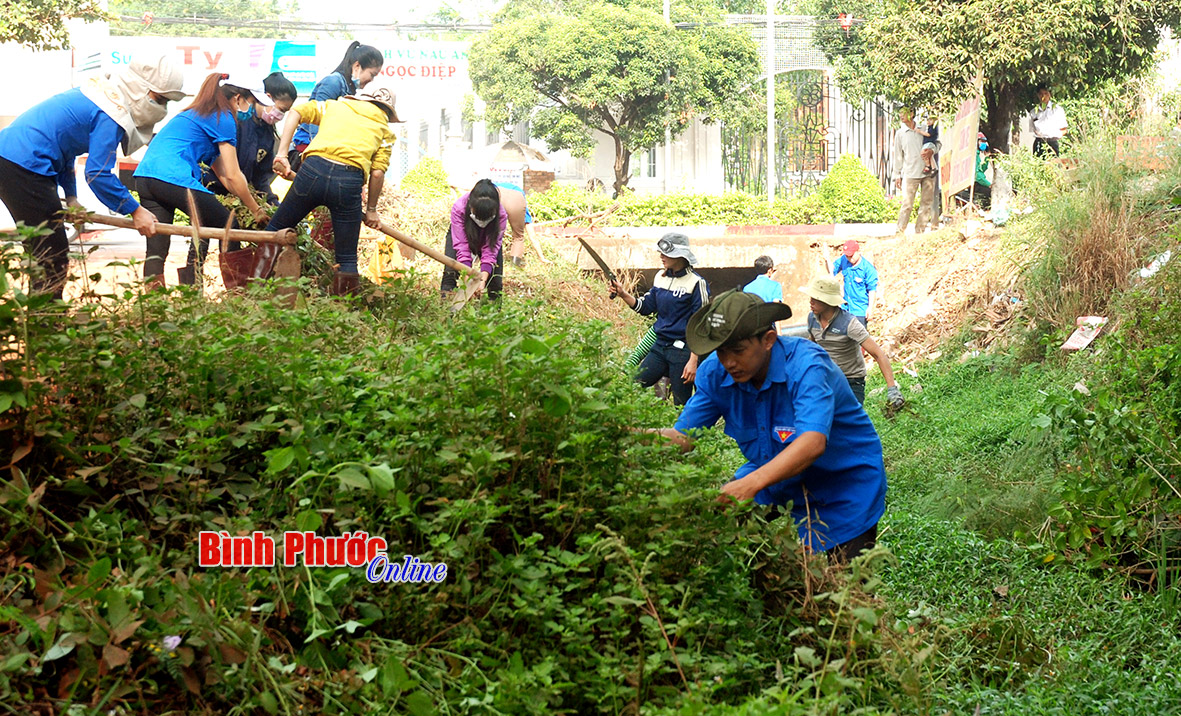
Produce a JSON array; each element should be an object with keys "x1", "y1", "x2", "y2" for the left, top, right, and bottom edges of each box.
[
  {"x1": 817, "y1": 155, "x2": 896, "y2": 223},
  {"x1": 0, "y1": 266, "x2": 903, "y2": 714},
  {"x1": 527, "y1": 182, "x2": 613, "y2": 222},
  {"x1": 398, "y1": 156, "x2": 454, "y2": 201},
  {"x1": 379, "y1": 158, "x2": 456, "y2": 248}
]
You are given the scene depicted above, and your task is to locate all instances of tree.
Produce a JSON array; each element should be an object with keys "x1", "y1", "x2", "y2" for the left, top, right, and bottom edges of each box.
[
  {"x1": 1, "y1": 0, "x2": 106, "y2": 50},
  {"x1": 469, "y1": 0, "x2": 760, "y2": 194},
  {"x1": 109, "y1": 0, "x2": 299, "y2": 38},
  {"x1": 811, "y1": 0, "x2": 1181, "y2": 153}
]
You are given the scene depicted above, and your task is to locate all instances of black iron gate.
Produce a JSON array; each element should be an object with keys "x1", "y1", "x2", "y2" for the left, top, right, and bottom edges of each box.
[{"x1": 722, "y1": 71, "x2": 895, "y2": 198}]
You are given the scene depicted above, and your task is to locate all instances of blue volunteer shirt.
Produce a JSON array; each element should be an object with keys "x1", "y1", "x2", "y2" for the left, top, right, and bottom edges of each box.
[
  {"x1": 832, "y1": 255, "x2": 878, "y2": 317},
  {"x1": 743, "y1": 274, "x2": 783, "y2": 304},
  {"x1": 203, "y1": 117, "x2": 279, "y2": 202},
  {"x1": 135, "y1": 109, "x2": 237, "y2": 194},
  {"x1": 633, "y1": 268, "x2": 709, "y2": 343},
  {"x1": 292, "y1": 72, "x2": 350, "y2": 148},
  {"x1": 675, "y1": 337, "x2": 887, "y2": 550},
  {"x1": 0, "y1": 88, "x2": 138, "y2": 214}
]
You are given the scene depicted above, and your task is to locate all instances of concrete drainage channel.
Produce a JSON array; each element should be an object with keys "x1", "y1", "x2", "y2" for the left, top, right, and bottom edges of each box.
[{"x1": 541, "y1": 223, "x2": 895, "y2": 333}]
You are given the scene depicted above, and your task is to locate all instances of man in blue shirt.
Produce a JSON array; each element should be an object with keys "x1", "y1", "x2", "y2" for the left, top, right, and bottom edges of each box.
[
  {"x1": 831, "y1": 240, "x2": 878, "y2": 327},
  {"x1": 654, "y1": 290, "x2": 887, "y2": 560},
  {"x1": 742, "y1": 255, "x2": 783, "y2": 303},
  {"x1": 0, "y1": 56, "x2": 184, "y2": 297}
]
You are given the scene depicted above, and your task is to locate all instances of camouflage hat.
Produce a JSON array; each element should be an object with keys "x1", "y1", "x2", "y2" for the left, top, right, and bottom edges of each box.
[{"x1": 686, "y1": 289, "x2": 791, "y2": 355}]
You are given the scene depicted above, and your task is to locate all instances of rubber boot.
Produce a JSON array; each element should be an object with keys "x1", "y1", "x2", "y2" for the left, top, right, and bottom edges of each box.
[
  {"x1": 330, "y1": 272, "x2": 361, "y2": 297},
  {"x1": 177, "y1": 265, "x2": 196, "y2": 286}
]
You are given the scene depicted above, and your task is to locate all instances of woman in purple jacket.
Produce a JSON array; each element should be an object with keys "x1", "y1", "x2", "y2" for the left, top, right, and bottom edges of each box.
[{"x1": 440, "y1": 178, "x2": 507, "y2": 300}]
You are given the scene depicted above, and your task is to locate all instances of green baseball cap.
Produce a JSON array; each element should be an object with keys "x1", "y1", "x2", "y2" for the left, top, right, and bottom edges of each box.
[{"x1": 686, "y1": 289, "x2": 792, "y2": 355}]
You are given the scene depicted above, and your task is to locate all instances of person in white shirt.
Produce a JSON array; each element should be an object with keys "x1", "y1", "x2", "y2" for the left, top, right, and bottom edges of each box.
[
  {"x1": 1029, "y1": 85, "x2": 1068, "y2": 158},
  {"x1": 891, "y1": 107, "x2": 936, "y2": 235}
]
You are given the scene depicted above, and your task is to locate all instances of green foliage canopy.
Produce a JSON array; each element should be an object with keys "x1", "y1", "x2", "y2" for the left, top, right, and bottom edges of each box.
[
  {"x1": 469, "y1": 0, "x2": 760, "y2": 195},
  {"x1": 109, "y1": 0, "x2": 299, "y2": 38},
  {"x1": 0, "y1": 0, "x2": 106, "y2": 50},
  {"x1": 812, "y1": 0, "x2": 1181, "y2": 152}
]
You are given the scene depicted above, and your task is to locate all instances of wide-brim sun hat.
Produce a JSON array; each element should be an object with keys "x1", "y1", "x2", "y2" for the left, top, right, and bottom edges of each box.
[
  {"x1": 799, "y1": 276, "x2": 844, "y2": 308},
  {"x1": 656, "y1": 232, "x2": 697, "y2": 266},
  {"x1": 686, "y1": 289, "x2": 792, "y2": 355},
  {"x1": 125, "y1": 55, "x2": 187, "y2": 101},
  {"x1": 347, "y1": 86, "x2": 401, "y2": 123}
]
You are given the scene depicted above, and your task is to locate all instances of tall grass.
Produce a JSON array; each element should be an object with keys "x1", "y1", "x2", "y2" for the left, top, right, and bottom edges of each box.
[{"x1": 1005, "y1": 136, "x2": 1179, "y2": 331}]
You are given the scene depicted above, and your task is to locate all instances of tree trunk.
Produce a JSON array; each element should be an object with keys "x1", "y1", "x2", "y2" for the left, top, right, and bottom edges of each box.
[
  {"x1": 981, "y1": 83, "x2": 1022, "y2": 155},
  {"x1": 612, "y1": 135, "x2": 632, "y2": 197}
]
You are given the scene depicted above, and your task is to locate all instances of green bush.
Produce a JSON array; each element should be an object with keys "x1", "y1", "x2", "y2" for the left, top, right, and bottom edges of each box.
[
  {"x1": 399, "y1": 156, "x2": 454, "y2": 201},
  {"x1": 817, "y1": 155, "x2": 896, "y2": 223},
  {"x1": 0, "y1": 267, "x2": 902, "y2": 714}
]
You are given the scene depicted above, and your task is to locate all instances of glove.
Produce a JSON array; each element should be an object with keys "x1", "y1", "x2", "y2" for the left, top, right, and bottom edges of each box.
[{"x1": 886, "y1": 385, "x2": 905, "y2": 409}]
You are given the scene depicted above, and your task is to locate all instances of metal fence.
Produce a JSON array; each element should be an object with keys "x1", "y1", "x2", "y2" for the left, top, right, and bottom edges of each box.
[{"x1": 722, "y1": 71, "x2": 896, "y2": 198}]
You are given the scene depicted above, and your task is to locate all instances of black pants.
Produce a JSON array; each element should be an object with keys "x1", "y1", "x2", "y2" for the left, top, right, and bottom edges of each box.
[
  {"x1": 1033, "y1": 137, "x2": 1060, "y2": 159},
  {"x1": 135, "y1": 177, "x2": 238, "y2": 279},
  {"x1": 767, "y1": 508, "x2": 878, "y2": 563},
  {"x1": 0, "y1": 156, "x2": 69, "y2": 297},
  {"x1": 846, "y1": 376, "x2": 866, "y2": 406},
  {"x1": 956, "y1": 183, "x2": 991, "y2": 210},
  {"x1": 635, "y1": 341, "x2": 693, "y2": 405},
  {"x1": 828, "y1": 524, "x2": 878, "y2": 564},
  {"x1": 440, "y1": 228, "x2": 503, "y2": 300}
]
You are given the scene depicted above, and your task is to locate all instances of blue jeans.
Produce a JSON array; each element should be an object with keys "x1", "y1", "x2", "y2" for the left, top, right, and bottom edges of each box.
[
  {"x1": 266, "y1": 155, "x2": 364, "y2": 273},
  {"x1": 635, "y1": 341, "x2": 693, "y2": 405}
]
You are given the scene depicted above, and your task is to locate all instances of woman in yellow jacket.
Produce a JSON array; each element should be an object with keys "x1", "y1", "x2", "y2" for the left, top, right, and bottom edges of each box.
[{"x1": 269, "y1": 85, "x2": 399, "y2": 292}]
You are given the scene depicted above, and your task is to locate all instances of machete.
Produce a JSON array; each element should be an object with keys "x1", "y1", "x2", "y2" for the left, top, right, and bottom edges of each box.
[{"x1": 577, "y1": 237, "x2": 619, "y2": 299}]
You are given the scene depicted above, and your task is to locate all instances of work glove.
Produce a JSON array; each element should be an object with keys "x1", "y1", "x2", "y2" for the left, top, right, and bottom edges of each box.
[{"x1": 886, "y1": 385, "x2": 905, "y2": 409}]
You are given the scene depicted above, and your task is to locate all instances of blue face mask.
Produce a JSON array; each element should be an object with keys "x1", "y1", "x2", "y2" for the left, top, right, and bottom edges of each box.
[
  {"x1": 979, "y1": 142, "x2": 988, "y2": 151},
  {"x1": 237, "y1": 104, "x2": 255, "y2": 121}
]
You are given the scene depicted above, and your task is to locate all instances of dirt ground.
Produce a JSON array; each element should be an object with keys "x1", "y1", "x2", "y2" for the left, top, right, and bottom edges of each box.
[{"x1": 832, "y1": 220, "x2": 1020, "y2": 368}]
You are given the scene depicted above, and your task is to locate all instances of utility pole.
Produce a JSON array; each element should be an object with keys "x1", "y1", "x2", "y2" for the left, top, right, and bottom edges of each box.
[
  {"x1": 765, "y1": 0, "x2": 775, "y2": 204},
  {"x1": 664, "y1": 0, "x2": 672, "y2": 193}
]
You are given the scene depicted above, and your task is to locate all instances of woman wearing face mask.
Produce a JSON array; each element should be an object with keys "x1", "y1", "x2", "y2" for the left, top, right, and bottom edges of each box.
[
  {"x1": 956, "y1": 132, "x2": 993, "y2": 210},
  {"x1": 134, "y1": 73, "x2": 270, "y2": 286},
  {"x1": 288, "y1": 41, "x2": 384, "y2": 172},
  {"x1": 440, "y1": 178, "x2": 507, "y2": 301},
  {"x1": 204, "y1": 72, "x2": 297, "y2": 206},
  {"x1": 0, "y1": 55, "x2": 183, "y2": 298}
]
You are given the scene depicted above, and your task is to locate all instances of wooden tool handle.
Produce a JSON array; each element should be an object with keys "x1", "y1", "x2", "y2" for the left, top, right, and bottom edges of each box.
[
  {"x1": 377, "y1": 221, "x2": 481, "y2": 278},
  {"x1": 85, "y1": 213, "x2": 297, "y2": 246}
]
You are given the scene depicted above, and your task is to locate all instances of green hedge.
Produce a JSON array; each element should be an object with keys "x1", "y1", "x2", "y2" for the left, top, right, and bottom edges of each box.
[{"x1": 528, "y1": 154, "x2": 898, "y2": 226}]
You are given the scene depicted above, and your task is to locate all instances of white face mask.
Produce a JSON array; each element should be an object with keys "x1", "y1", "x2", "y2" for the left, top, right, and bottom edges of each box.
[{"x1": 470, "y1": 212, "x2": 493, "y2": 228}]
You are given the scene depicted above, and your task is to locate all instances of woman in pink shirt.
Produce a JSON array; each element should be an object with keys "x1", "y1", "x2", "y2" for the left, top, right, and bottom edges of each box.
[{"x1": 441, "y1": 178, "x2": 508, "y2": 300}]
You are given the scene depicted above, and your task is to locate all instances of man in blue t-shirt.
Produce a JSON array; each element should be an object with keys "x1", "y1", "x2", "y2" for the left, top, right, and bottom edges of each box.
[
  {"x1": 742, "y1": 255, "x2": 783, "y2": 304},
  {"x1": 831, "y1": 240, "x2": 878, "y2": 327},
  {"x1": 652, "y1": 290, "x2": 887, "y2": 560}
]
